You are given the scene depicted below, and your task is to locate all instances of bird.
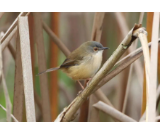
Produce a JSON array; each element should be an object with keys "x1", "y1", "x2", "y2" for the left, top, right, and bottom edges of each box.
[{"x1": 38, "y1": 41, "x2": 108, "y2": 89}]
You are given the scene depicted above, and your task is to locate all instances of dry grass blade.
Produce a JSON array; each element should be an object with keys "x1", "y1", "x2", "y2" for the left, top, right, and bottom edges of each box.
[
  {"x1": 18, "y1": 17, "x2": 36, "y2": 122},
  {"x1": 93, "y1": 101, "x2": 136, "y2": 122},
  {"x1": 13, "y1": 28, "x2": 25, "y2": 121},
  {"x1": 33, "y1": 13, "x2": 51, "y2": 122},
  {"x1": 148, "y1": 12, "x2": 159, "y2": 122},
  {"x1": 133, "y1": 27, "x2": 150, "y2": 121},
  {"x1": 141, "y1": 13, "x2": 153, "y2": 115},
  {"x1": 0, "y1": 104, "x2": 18, "y2": 122},
  {"x1": 42, "y1": 21, "x2": 70, "y2": 57},
  {"x1": 56, "y1": 24, "x2": 141, "y2": 122}
]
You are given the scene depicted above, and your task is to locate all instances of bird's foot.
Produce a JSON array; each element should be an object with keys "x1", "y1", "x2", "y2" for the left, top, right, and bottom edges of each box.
[
  {"x1": 77, "y1": 90, "x2": 83, "y2": 96},
  {"x1": 85, "y1": 78, "x2": 92, "y2": 86}
]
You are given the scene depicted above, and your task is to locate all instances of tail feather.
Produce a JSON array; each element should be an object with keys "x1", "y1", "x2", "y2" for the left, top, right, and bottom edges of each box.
[{"x1": 37, "y1": 67, "x2": 60, "y2": 76}]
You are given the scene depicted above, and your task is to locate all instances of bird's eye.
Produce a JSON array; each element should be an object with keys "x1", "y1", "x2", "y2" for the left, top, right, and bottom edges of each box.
[{"x1": 94, "y1": 47, "x2": 98, "y2": 51}]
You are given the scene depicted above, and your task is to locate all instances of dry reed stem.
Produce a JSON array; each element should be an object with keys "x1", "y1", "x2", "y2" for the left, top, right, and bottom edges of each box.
[
  {"x1": 33, "y1": 12, "x2": 51, "y2": 122},
  {"x1": 122, "y1": 12, "x2": 144, "y2": 113},
  {"x1": 17, "y1": 17, "x2": 36, "y2": 122},
  {"x1": 93, "y1": 101, "x2": 136, "y2": 122},
  {"x1": 13, "y1": 27, "x2": 25, "y2": 121},
  {"x1": 88, "y1": 95, "x2": 99, "y2": 122},
  {"x1": 141, "y1": 12, "x2": 153, "y2": 115},
  {"x1": 147, "y1": 12, "x2": 159, "y2": 122},
  {"x1": 88, "y1": 12, "x2": 105, "y2": 122},
  {"x1": 0, "y1": 104, "x2": 18, "y2": 122},
  {"x1": 57, "y1": 24, "x2": 141, "y2": 122},
  {"x1": 1, "y1": 27, "x2": 17, "y2": 51},
  {"x1": 140, "y1": 84, "x2": 160, "y2": 122},
  {"x1": 134, "y1": 28, "x2": 150, "y2": 121},
  {"x1": 8, "y1": 42, "x2": 16, "y2": 60},
  {"x1": 50, "y1": 12, "x2": 59, "y2": 120}
]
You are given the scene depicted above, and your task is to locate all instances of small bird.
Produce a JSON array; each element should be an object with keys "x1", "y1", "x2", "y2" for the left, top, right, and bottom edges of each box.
[{"x1": 38, "y1": 41, "x2": 108, "y2": 88}]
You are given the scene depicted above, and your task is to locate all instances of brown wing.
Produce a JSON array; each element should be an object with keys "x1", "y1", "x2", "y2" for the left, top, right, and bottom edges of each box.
[
  {"x1": 60, "y1": 44, "x2": 87, "y2": 68},
  {"x1": 60, "y1": 55, "x2": 84, "y2": 68},
  {"x1": 60, "y1": 59, "x2": 77, "y2": 68}
]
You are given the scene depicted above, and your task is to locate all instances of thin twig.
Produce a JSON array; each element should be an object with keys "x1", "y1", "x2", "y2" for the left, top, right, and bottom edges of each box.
[
  {"x1": 0, "y1": 12, "x2": 29, "y2": 43},
  {"x1": 42, "y1": 21, "x2": 70, "y2": 57},
  {"x1": 93, "y1": 101, "x2": 136, "y2": 122},
  {"x1": 0, "y1": 104, "x2": 18, "y2": 122}
]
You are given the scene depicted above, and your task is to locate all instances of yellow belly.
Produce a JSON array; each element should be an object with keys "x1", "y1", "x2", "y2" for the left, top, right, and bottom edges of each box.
[{"x1": 62, "y1": 51, "x2": 102, "y2": 80}]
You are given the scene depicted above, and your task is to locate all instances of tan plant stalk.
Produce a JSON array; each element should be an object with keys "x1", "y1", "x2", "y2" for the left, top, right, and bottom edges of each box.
[{"x1": 93, "y1": 101, "x2": 136, "y2": 122}]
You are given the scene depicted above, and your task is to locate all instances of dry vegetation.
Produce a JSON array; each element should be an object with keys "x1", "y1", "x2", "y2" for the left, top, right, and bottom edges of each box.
[{"x1": 0, "y1": 12, "x2": 160, "y2": 122}]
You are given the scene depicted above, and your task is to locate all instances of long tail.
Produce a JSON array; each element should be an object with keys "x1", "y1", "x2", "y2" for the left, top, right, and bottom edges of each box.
[{"x1": 37, "y1": 67, "x2": 60, "y2": 76}]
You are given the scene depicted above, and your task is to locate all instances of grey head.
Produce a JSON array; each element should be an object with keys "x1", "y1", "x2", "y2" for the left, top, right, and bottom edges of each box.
[{"x1": 81, "y1": 41, "x2": 109, "y2": 53}]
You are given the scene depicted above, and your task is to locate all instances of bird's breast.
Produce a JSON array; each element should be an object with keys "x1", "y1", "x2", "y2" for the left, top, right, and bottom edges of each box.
[{"x1": 62, "y1": 51, "x2": 103, "y2": 80}]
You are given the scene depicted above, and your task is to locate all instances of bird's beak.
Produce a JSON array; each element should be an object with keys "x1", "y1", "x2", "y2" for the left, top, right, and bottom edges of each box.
[{"x1": 99, "y1": 47, "x2": 109, "y2": 50}]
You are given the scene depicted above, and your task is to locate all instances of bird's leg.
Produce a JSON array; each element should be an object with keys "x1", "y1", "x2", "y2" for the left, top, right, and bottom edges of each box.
[
  {"x1": 77, "y1": 78, "x2": 92, "y2": 96},
  {"x1": 77, "y1": 80, "x2": 85, "y2": 90}
]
